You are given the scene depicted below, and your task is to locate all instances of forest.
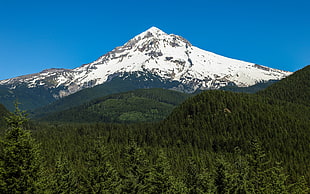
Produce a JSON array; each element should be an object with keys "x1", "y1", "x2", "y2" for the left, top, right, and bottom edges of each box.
[{"x1": 0, "y1": 66, "x2": 309, "y2": 193}]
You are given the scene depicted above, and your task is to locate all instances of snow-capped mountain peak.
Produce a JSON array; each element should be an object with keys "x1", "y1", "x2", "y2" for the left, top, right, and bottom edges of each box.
[{"x1": 0, "y1": 27, "x2": 292, "y2": 97}]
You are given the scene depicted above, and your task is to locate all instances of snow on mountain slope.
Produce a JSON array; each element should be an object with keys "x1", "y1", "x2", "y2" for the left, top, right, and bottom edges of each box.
[{"x1": 0, "y1": 27, "x2": 291, "y2": 97}]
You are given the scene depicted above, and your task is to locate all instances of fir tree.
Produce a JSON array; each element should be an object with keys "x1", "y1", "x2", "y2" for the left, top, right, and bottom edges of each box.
[
  {"x1": 184, "y1": 157, "x2": 200, "y2": 193},
  {"x1": 288, "y1": 176, "x2": 310, "y2": 194},
  {"x1": 147, "y1": 149, "x2": 188, "y2": 193},
  {"x1": 214, "y1": 156, "x2": 233, "y2": 194},
  {"x1": 47, "y1": 155, "x2": 79, "y2": 193},
  {"x1": 246, "y1": 139, "x2": 270, "y2": 193},
  {"x1": 121, "y1": 140, "x2": 152, "y2": 193},
  {"x1": 0, "y1": 103, "x2": 42, "y2": 193},
  {"x1": 83, "y1": 139, "x2": 121, "y2": 193},
  {"x1": 231, "y1": 147, "x2": 252, "y2": 193}
]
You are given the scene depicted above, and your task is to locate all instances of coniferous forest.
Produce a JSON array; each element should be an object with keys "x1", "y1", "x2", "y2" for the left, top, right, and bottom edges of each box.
[{"x1": 0, "y1": 66, "x2": 310, "y2": 193}]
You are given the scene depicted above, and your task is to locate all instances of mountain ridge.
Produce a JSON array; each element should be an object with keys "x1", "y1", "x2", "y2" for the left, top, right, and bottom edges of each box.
[
  {"x1": 0, "y1": 27, "x2": 292, "y2": 110},
  {"x1": 0, "y1": 27, "x2": 291, "y2": 92}
]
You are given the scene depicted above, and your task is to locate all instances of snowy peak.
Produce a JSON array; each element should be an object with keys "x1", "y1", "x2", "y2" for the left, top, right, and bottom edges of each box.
[
  {"x1": 137, "y1": 26, "x2": 168, "y2": 38},
  {"x1": 123, "y1": 27, "x2": 191, "y2": 53},
  {"x1": 0, "y1": 27, "x2": 292, "y2": 97}
]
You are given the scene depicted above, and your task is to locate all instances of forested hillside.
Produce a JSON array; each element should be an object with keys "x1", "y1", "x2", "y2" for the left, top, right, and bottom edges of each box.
[
  {"x1": 27, "y1": 90, "x2": 310, "y2": 192},
  {"x1": 258, "y1": 65, "x2": 310, "y2": 106},
  {"x1": 163, "y1": 90, "x2": 310, "y2": 180},
  {"x1": 36, "y1": 88, "x2": 192, "y2": 123},
  {"x1": 0, "y1": 85, "x2": 58, "y2": 111},
  {"x1": 32, "y1": 72, "x2": 183, "y2": 117}
]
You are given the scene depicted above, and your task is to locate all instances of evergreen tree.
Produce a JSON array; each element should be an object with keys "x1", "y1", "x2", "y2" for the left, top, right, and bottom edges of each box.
[
  {"x1": 231, "y1": 147, "x2": 252, "y2": 193},
  {"x1": 0, "y1": 104, "x2": 43, "y2": 193},
  {"x1": 121, "y1": 140, "x2": 152, "y2": 193},
  {"x1": 246, "y1": 139, "x2": 290, "y2": 193},
  {"x1": 83, "y1": 139, "x2": 121, "y2": 193},
  {"x1": 46, "y1": 155, "x2": 79, "y2": 193},
  {"x1": 196, "y1": 167, "x2": 215, "y2": 194},
  {"x1": 266, "y1": 162, "x2": 289, "y2": 194},
  {"x1": 246, "y1": 139, "x2": 270, "y2": 193},
  {"x1": 288, "y1": 176, "x2": 310, "y2": 194},
  {"x1": 147, "y1": 149, "x2": 188, "y2": 193},
  {"x1": 184, "y1": 157, "x2": 200, "y2": 193},
  {"x1": 214, "y1": 156, "x2": 233, "y2": 194}
]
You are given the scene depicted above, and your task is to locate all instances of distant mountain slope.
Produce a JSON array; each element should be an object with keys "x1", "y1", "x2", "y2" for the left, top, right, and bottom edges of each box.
[
  {"x1": 0, "y1": 27, "x2": 291, "y2": 111},
  {"x1": 37, "y1": 88, "x2": 191, "y2": 123},
  {"x1": 0, "y1": 85, "x2": 59, "y2": 111},
  {"x1": 31, "y1": 72, "x2": 183, "y2": 117},
  {"x1": 258, "y1": 65, "x2": 310, "y2": 106},
  {"x1": 219, "y1": 80, "x2": 278, "y2": 93},
  {"x1": 160, "y1": 90, "x2": 310, "y2": 181}
]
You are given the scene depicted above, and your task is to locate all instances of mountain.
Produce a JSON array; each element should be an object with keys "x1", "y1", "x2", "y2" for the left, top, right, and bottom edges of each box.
[
  {"x1": 36, "y1": 88, "x2": 192, "y2": 123},
  {"x1": 258, "y1": 65, "x2": 310, "y2": 106},
  {"x1": 0, "y1": 27, "x2": 291, "y2": 111}
]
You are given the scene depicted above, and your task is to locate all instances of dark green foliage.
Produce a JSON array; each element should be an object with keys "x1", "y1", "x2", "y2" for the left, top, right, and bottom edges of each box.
[
  {"x1": 214, "y1": 156, "x2": 233, "y2": 194},
  {"x1": 37, "y1": 88, "x2": 191, "y2": 123},
  {"x1": 0, "y1": 104, "x2": 9, "y2": 129},
  {"x1": 46, "y1": 155, "x2": 79, "y2": 193},
  {"x1": 258, "y1": 65, "x2": 310, "y2": 106},
  {"x1": 120, "y1": 140, "x2": 152, "y2": 193},
  {"x1": 147, "y1": 149, "x2": 188, "y2": 193},
  {"x1": 163, "y1": 90, "x2": 310, "y2": 181},
  {"x1": 82, "y1": 139, "x2": 121, "y2": 193},
  {"x1": 0, "y1": 104, "x2": 43, "y2": 193}
]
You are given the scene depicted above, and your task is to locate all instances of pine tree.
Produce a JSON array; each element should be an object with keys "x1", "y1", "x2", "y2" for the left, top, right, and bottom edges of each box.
[
  {"x1": 231, "y1": 147, "x2": 252, "y2": 193},
  {"x1": 184, "y1": 157, "x2": 216, "y2": 194},
  {"x1": 121, "y1": 140, "x2": 152, "y2": 193},
  {"x1": 147, "y1": 149, "x2": 188, "y2": 193},
  {"x1": 0, "y1": 103, "x2": 43, "y2": 193},
  {"x1": 184, "y1": 157, "x2": 200, "y2": 193},
  {"x1": 83, "y1": 139, "x2": 121, "y2": 193},
  {"x1": 288, "y1": 176, "x2": 310, "y2": 194},
  {"x1": 246, "y1": 139, "x2": 291, "y2": 193},
  {"x1": 47, "y1": 155, "x2": 79, "y2": 193},
  {"x1": 246, "y1": 139, "x2": 269, "y2": 193},
  {"x1": 196, "y1": 167, "x2": 215, "y2": 194},
  {"x1": 214, "y1": 156, "x2": 233, "y2": 194}
]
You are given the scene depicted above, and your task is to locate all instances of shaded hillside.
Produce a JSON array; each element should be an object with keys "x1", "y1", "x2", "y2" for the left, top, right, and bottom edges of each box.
[
  {"x1": 0, "y1": 85, "x2": 58, "y2": 111},
  {"x1": 32, "y1": 72, "x2": 183, "y2": 118},
  {"x1": 37, "y1": 88, "x2": 191, "y2": 123},
  {"x1": 160, "y1": 90, "x2": 310, "y2": 180},
  {"x1": 258, "y1": 65, "x2": 310, "y2": 106}
]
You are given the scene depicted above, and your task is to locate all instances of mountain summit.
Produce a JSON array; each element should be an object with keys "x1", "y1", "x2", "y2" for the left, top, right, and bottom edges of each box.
[{"x1": 0, "y1": 27, "x2": 291, "y2": 98}]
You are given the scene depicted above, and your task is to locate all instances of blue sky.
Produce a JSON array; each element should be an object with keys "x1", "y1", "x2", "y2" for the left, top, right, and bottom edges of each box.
[{"x1": 0, "y1": 0, "x2": 309, "y2": 80}]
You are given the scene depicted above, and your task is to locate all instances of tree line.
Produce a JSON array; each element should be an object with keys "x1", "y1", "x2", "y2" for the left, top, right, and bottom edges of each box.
[{"x1": 0, "y1": 105, "x2": 309, "y2": 193}]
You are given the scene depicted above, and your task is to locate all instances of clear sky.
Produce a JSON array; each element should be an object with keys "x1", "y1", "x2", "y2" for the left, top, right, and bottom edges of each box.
[{"x1": 0, "y1": 0, "x2": 309, "y2": 80}]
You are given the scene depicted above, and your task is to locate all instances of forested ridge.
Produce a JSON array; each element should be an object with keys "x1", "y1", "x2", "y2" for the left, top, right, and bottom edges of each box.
[
  {"x1": 36, "y1": 88, "x2": 192, "y2": 123},
  {"x1": 0, "y1": 65, "x2": 310, "y2": 193},
  {"x1": 258, "y1": 65, "x2": 310, "y2": 106}
]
